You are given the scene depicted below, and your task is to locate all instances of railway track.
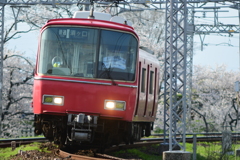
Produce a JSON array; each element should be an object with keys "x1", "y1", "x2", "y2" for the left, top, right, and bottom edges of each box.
[
  {"x1": 0, "y1": 137, "x2": 47, "y2": 148},
  {"x1": 55, "y1": 149, "x2": 126, "y2": 160},
  {"x1": 2, "y1": 133, "x2": 240, "y2": 160},
  {"x1": 1, "y1": 133, "x2": 240, "y2": 148}
]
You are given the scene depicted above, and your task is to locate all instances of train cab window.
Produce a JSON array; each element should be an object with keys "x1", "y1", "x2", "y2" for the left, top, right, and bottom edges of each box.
[
  {"x1": 38, "y1": 27, "x2": 98, "y2": 77},
  {"x1": 38, "y1": 26, "x2": 138, "y2": 82},
  {"x1": 97, "y1": 30, "x2": 137, "y2": 81},
  {"x1": 149, "y1": 71, "x2": 154, "y2": 94},
  {"x1": 141, "y1": 68, "x2": 146, "y2": 93}
]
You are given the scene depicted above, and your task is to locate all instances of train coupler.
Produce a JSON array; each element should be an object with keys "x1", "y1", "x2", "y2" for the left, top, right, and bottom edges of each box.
[{"x1": 67, "y1": 113, "x2": 98, "y2": 142}]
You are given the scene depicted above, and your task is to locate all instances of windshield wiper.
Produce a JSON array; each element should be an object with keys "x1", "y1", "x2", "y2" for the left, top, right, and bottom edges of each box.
[{"x1": 99, "y1": 63, "x2": 117, "y2": 86}]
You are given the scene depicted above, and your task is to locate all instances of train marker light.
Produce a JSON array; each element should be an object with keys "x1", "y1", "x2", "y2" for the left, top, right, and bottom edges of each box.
[
  {"x1": 44, "y1": 96, "x2": 53, "y2": 103},
  {"x1": 116, "y1": 102, "x2": 125, "y2": 110},
  {"x1": 43, "y1": 95, "x2": 64, "y2": 106},
  {"x1": 104, "y1": 100, "x2": 126, "y2": 111}
]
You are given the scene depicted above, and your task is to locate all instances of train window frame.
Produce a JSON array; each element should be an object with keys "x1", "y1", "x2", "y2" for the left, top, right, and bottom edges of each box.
[{"x1": 141, "y1": 68, "x2": 146, "y2": 93}]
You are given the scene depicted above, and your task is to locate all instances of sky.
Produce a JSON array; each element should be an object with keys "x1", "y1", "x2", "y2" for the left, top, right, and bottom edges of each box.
[
  {"x1": 5, "y1": 4, "x2": 240, "y2": 72},
  {"x1": 5, "y1": 25, "x2": 39, "y2": 61},
  {"x1": 193, "y1": 34, "x2": 239, "y2": 71},
  {"x1": 193, "y1": 6, "x2": 239, "y2": 72}
]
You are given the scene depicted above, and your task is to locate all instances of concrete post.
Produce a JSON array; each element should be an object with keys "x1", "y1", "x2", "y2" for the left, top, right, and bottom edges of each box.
[
  {"x1": 236, "y1": 149, "x2": 240, "y2": 160},
  {"x1": 160, "y1": 143, "x2": 181, "y2": 154},
  {"x1": 192, "y1": 134, "x2": 197, "y2": 160},
  {"x1": 11, "y1": 141, "x2": 16, "y2": 151},
  {"x1": 163, "y1": 151, "x2": 192, "y2": 160},
  {"x1": 222, "y1": 130, "x2": 232, "y2": 153}
]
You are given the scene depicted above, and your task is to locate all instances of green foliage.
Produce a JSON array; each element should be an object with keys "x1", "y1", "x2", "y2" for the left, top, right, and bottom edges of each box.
[
  {"x1": 18, "y1": 135, "x2": 44, "y2": 139},
  {"x1": 111, "y1": 142, "x2": 240, "y2": 160},
  {"x1": 177, "y1": 93, "x2": 182, "y2": 100},
  {"x1": 0, "y1": 142, "x2": 53, "y2": 159},
  {"x1": 184, "y1": 142, "x2": 240, "y2": 160},
  {"x1": 153, "y1": 127, "x2": 164, "y2": 134},
  {"x1": 111, "y1": 145, "x2": 161, "y2": 160}
]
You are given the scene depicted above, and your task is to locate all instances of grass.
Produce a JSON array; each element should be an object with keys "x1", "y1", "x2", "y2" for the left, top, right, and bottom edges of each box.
[
  {"x1": 0, "y1": 142, "x2": 52, "y2": 159},
  {"x1": 111, "y1": 145, "x2": 161, "y2": 160},
  {"x1": 0, "y1": 135, "x2": 44, "y2": 140},
  {"x1": 110, "y1": 142, "x2": 240, "y2": 160},
  {"x1": 182, "y1": 142, "x2": 240, "y2": 160},
  {"x1": 18, "y1": 135, "x2": 45, "y2": 139},
  {"x1": 2, "y1": 140, "x2": 240, "y2": 160},
  {"x1": 191, "y1": 142, "x2": 240, "y2": 160}
]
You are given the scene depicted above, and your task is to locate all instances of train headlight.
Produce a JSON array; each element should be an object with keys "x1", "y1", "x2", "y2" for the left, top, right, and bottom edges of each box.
[
  {"x1": 53, "y1": 97, "x2": 63, "y2": 105},
  {"x1": 106, "y1": 101, "x2": 115, "y2": 109},
  {"x1": 104, "y1": 100, "x2": 126, "y2": 111},
  {"x1": 43, "y1": 95, "x2": 64, "y2": 106}
]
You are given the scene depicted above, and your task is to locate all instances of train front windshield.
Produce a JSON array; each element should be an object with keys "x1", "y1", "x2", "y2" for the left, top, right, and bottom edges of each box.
[{"x1": 38, "y1": 27, "x2": 138, "y2": 81}]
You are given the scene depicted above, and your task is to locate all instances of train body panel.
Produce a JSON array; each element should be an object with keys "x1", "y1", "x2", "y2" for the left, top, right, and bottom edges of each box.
[
  {"x1": 33, "y1": 77, "x2": 138, "y2": 121},
  {"x1": 32, "y1": 11, "x2": 161, "y2": 148},
  {"x1": 133, "y1": 49, "x2": 160, "y2": 122}
]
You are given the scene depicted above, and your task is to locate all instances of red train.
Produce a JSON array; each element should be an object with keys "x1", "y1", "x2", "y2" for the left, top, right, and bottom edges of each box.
[{"x1": 32, "y1": 11, "x2": 160, "y2": 148}]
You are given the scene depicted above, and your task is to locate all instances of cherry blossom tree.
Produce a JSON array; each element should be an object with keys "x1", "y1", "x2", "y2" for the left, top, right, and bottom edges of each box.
[
  {"x1": 19, "y1": 5, "x2": 80, "y2": 29},
  {"x1": 118, "y1": 9, "x2": 165, "y2": 62},
  {"x1": 2, "y1": 49, "x2": 34, "y2": 137},
  {"x1": 155, "y1": 65, "x2": 240, "y2": 133},
  {"x1": 190, "y1": 65, "x2": 240, "y2": 132}
]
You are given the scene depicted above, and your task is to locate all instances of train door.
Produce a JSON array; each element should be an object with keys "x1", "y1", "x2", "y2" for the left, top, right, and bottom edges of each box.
[
  {"x1": 143, "y1": 64, "x2": 158, "y2": 119},
  {"x1": 134, "y1": 61, "x2": 146, "y2": 118},
  {"x1": 147, "y1": 67, "x2": 159, "y2": 118},
  {"x1": 134, "y1": 60, "x2": 159, "y2": 121}
]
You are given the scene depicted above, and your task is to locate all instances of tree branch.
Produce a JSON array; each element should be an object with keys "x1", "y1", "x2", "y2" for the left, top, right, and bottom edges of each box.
[{"x1": 191, "y1": 106, "x2": 209, "y2": 133}]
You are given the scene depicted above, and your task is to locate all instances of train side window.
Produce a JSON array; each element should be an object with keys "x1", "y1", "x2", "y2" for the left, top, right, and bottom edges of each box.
[
  {"x1": 149, "y1": 71, "x2": 154, "y2": 94},
  {"x1": 141, "y1": 68, "x2": 146, "y2": 93}
]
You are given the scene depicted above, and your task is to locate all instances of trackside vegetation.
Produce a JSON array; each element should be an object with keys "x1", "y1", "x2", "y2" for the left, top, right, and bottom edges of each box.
[
  {"x1": 1, "y1": 141, "x2": 240, "y2": 159},
  {"x1": 0, "y1": 142, "x2": 54, "y2": 159},
  {"x1": 110, "y1": 142, "x2": 240, "y2": 160}
]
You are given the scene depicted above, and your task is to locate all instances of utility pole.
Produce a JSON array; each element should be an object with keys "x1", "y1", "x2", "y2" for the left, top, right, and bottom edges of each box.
[
  {"x1": 162, "y1": 0, "x2": 239, "y2": 154},
  {"x1": 239, "y1": 3, "x2": 240, "y2": 71},
  {"x1": 0, "y1": 4, "x2": 3, "y2": 135}
]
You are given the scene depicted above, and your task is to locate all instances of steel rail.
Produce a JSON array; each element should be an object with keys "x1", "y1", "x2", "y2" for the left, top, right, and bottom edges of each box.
[
  {"x1": 151, "y1": 132, "x2": 240, "y2": 137},
  {"x1": 1, "y1": 132, "x2": 240, "y2": 148},
  {"x1": 0, "y1": 137, "x2": 47, "y2": 148},
  {"x1": 55, "y1": 149, "x2": 109, "y2": 160}
]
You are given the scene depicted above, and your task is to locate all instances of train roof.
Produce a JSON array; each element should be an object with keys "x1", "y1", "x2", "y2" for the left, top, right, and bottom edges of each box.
[
  {"x1": 43, "y1": 11, "x2": 138, "y2": 38},
  {"x1": 73, "y1": 11, "x2": 133, "y2": 26},
  {"x1": 139, "y1": 49, "x2": 160, "y2": 66}
]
